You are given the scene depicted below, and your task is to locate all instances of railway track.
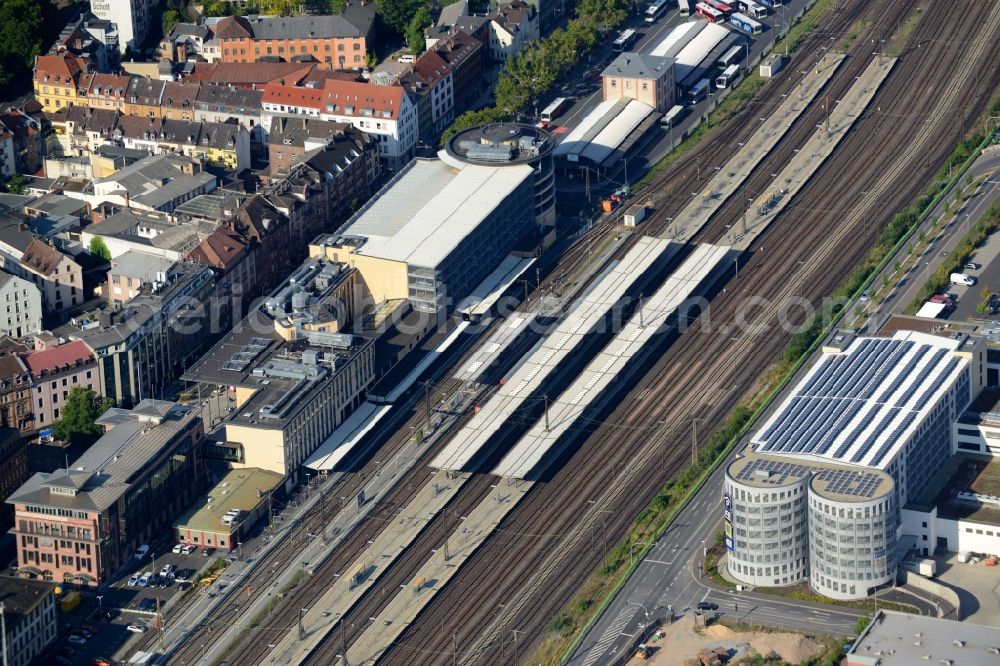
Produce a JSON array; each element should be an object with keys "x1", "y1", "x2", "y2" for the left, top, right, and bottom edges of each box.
[{"x1": 364, "y1": 1, "x2": 1000, "y2": 664}]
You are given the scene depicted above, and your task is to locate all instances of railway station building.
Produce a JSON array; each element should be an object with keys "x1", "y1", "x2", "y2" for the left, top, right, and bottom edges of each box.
[{"x1": 725, "y1": 328, "x2": 987, "y2": 599}]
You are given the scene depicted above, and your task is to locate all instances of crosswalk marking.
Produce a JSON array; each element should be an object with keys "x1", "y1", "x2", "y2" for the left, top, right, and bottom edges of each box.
[{"x1": 582, "y1": 606, "x2": 637, "y2": 666}]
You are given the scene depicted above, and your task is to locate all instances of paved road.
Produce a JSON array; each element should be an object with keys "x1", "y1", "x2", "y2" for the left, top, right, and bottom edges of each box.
[{"x1": 860, "y1": 153, "x2": 1000, "y2": 332}]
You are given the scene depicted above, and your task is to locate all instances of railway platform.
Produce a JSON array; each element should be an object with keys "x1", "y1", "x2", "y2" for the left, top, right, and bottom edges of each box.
[
  {"x1": 733, "y1": 55, "x2": 897, "y2": 250},
  {"x1": 664, "y1": 52, "x2": 844, "y2": 243}
]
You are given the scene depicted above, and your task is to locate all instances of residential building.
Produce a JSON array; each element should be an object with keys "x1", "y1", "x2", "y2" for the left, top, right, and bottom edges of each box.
[
  {"x1": 0, "y1": 274, "x2": 42, "y2": 339},
  {"x1": 601, "y1": 53, "x2": 676, "y2": 112},
  {"x1": 489, "y1": 1, "x2": 539, "y2": 62},
  {"x1": 233, "y1": 195, "x2": 292, "y2": 294},
  {"x1": 315, "y1": 154, "x2": 535, "y2": 312},
  {"x1": 8, "y1": 400, "x2": 206, "y2": 585},
  {"x1": 18, "y1": 239, "x2": 85, "y2": 313},
  {"x1": 82, "y1": 208, "x2": 217, "y2": 261},
  {"x1": 262, "y1": 79, "x2": 418, "y2": 170},
  {"x1": 74, "y1": 262, "x2": 216, "y2": 405},
  {"x1": 433, "y1": 32, "x2": 485, "y2": 112},
  {"x1": 49, "y1": 13, "x2": 120, "y2": 73},
  {"x1": 83, "y1": 73, "x2": 131, "y2": 111},
  {"x1": 0, "y1": 220, "x2": 35, "y2": 278},
  {"x1": 122, "y1": 77, "x2": 165, "y2": 118},
  {"x1": 183, "y1": 256, "x2": 375, "y2": 483},
  {"x1": 33, "y1": 55, "x2": 89, "y2": 114},
  {"x1": 91, "y1": 155, "x2": 217, "y2": 213},
  {"x1": 267, "y1": 117, "x2": 351, "y2": 178},
  {"x1": 184, "y1": 224, "x2": 257, "y2": 330},
  {"x1": 160, "y1": 81, "x2": 202, "y2": 121},
  {"x1": 193, "y1": 85, "x2": 264, "y2": 141},
  {"x1": 0, "y1": 577, "x2": 57, "y2": 666},
  {"x1": 0, "y1": 111, "x2": 45, "y2": 178},
  {"x1": 90, "y1": 0, "x2": 154, "y2": 53},
  {"x1": 181, "y1": 61, "x2": 315, "y2": 89},
  {"x1": 399, "y1": 51, "x2": 454, "y2": 140},
  {"x1": 173, "y1": 468, "x2": 282, "y2": 551},
  {"x1": 724, "y1": 329, "x2": 982, "y2": 599},
  {"x1": 22, "y1": 340, "x2": 99, "y2": 428},
  {"x1": 0, "y1": 348, "x2": 33, "y2": 431},
  {"x1": 0, "y1": 427, "x2": 29, "y2": 531},
  {"x1": 46, "y1": 106, "x2": 120, "y2": 158},
  {"x1": 159, "y1": 23, "x2": 214, "y2": 63},
  {"x1": 213, "y1": 5, "x2": 376, "y2": 70},
  {"x1": 106, "y1": 250, "x2": 174, "y2": 304}
]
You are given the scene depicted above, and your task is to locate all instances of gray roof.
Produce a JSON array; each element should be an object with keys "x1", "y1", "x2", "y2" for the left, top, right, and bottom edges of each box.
[
  {"x1": 602, "y1": 52, "x2": 674, "y2": 79},
  {"x1": 0, "y1": 218, "x2": 35, "y2": 253},
  {"x1": 849, "y1": 610, "x2": 1000, "y2": 665},
  {"x1": 0, "y1": 577, "x2": 56, "y2": 632},
  {"x1": 243, "y1": 10, "x2": 374, "y2": 40},
  {"x1": 109, "y1": 250, "x2": 175, "y2": 283},
  {"x1": 7, "y1": 400, "x2": 197, "y2": 513},
  {"x1": 0, "y1": 194, "x2": 34, "y2": 215},
  {"x1": 330, "y1": 157, "x2": 532, "y2": 270},
  {"x1": 437, "y1": 0, "x2": 469, "y2": 27},
  {"x1": 168, "y1": 23, "x2": 210, "y2": 41},
  {"x1": 94, "y1": 155, "x2": 217, "y2": 211}
]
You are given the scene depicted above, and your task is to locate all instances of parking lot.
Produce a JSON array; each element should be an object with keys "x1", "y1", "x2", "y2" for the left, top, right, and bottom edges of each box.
[{"x1": 932, "y1": 552, "x2": 1000, "y2": 628}]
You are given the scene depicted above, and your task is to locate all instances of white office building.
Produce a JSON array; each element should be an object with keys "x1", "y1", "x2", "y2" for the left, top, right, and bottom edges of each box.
[
  {"x1": 724, "y1": 329, "x2": 984, "y2": 599},
  {"x1": 90, "y1": 0, "x2": 153, "y2": 53}
]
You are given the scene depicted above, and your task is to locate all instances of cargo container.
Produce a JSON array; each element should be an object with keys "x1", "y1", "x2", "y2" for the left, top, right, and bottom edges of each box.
[
  {"x1": 760, "y1": 53, "x2": 787, "y2": 78},
  {"x1": 624, "y1": 204, "x2": 647, "y2": 226}
]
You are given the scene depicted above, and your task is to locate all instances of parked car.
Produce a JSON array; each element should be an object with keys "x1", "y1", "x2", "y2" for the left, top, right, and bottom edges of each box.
[
  {"x1": 134, "y1": 544, "x2": 150, "y2": 559},
  {"x1": 137, "y1": 572, "x2": 152, "y2": 587},
  {"x1": 126, "y1": 624, "x2": 147, "y2": 634},
  {"x1": 159, "y1": 564, "x2": 176, "y2": 577},
  {"x1": 172, "y1": 544, "x2": 184, "y2": 554},
  {"x1": 182, "y1": 544, "x2": 196, "y2": 555},
  {"x1": 696, "y1": 601, "x2": 718, "y2": 611},
  {"x1": 966, "y1": 262, "x2": 981, "y2": 270},
  {"x1": 68, "y1": 634, "x2": 88, "y2": 645},
  {"x1": 202, "y1": 548, "x2": 215, "y2": 557},
  {"x1": 81, "y1": 625, "x2": 97, "y2": 635},
  {"x1": 127, "y1": 573, "x2": 140, "y2": 586}
]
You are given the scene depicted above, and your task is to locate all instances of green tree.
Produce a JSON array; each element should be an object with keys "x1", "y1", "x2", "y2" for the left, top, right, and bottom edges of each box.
[
  {"x1": 330, "y1": 0, "x2": 348, "y2": 11},
  {"x1": 854, "y1": 615, "x2": 871, "y2": 635},
  {"x1": 89, "y1": 237, "x2": 112, "y2": 261},
  {"x1": 406, "y1": 7, "x2": 432, "y2": 55},
  {"x1": 576, "y1": 0, "x2": 628, "y2": 32},
  {"x1": 0, "y1": 0, "x2": 43, "y2": 87},
  {"x1": 439, "y1": 107, "x2": 508, "y2": 147},
  {"x1": 3, "y1": 174, "x2": 25, "y2": 195},
  {"x1": 163, "y1": 8, "x2": 182, "y2": 35},
  {"x1": 375, "y1": 0, "x2": 422, "y2": 35},
  {"x1": 52, "y1": 387, "x2": 115, "y2": 445},
  {"x1": 203, "y1": 0, "x2": 231, "y2": 16}
]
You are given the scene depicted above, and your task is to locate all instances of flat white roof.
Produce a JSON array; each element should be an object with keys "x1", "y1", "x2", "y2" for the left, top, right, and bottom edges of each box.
[
  {"x1": 457, "y1": 255, "x2": 535, "y2": 317},
  {"x1": 673, "y1": 22, "x2": 730, "y2": 81},
  {"x1": 848, "y1": 610, "x2": 1000, "y2": 665},
  {"x1": 303, "y1": 402, "x2": 391, "y2": 471},
  {"x1": 554, "y1": 98, "x2": 655, "y2": 165},
  {"x1": 453, "y1": 312, "x2": 538, "y2": 383},
  {"x1": 430, "y1": 236, "x2": 677, "y2": 471},
  {"x1": 493, "y1": 243, "x2": 730, "y2": 479},
  {"x1": 753, "y1": 330, "x2": 969, "y2": 469},
  {"x1": 915, "y1": 301, "x2": 947, "y2": 319},
  {"x1": 649, "y1": 19, "x2": 706, "y2": 58},
  {"x1": 338, "y1": 159, "x2": 533, "y2": 269}
]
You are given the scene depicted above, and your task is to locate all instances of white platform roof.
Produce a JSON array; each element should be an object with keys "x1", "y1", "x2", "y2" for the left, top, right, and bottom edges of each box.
[
  {"x1": 753, "y1": 330, "x2": 970, "y2": 469},
  {"x1": 337, "y1": 158, "x2": 533, "y2": 270},
  {"x1": 303, "y1": 401, "x2": 392, "y2": 471},
  {"x1": 649, "y1": 19, "x2": 706, "y2": 58},
  {"x1": 430, "y1": 236, "x2": 677, "y2": 471},
  {"x1": 915, "y1": 301, "x2": 947, "y2": 319},
  {"x1": 553, "y1": 98, "x2": 655, "y2": 166},
  {"x1": 493, "y1": 243, "x2": 730, "y2": 479},
  {"x1": 453, "y1": 312, "x2": 538, "y2": 383},
  {"x1": 672, "y1": 22, "x2": 731, "y2": 82},
  {"x1": 457, "y1": 255, "x2": 535, "y2": 318}
]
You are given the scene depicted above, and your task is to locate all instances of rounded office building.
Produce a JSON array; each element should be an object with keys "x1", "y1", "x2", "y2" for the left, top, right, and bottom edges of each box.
[
  {"x1": 807, "y1": 472, "x2": 896, "y2": 600},
  {"x1": 443, "y1": 123, "x2": 556, "y2": 227},
  {"x1": 724, "y1": 458, "x2": 810, "y2": 588}
]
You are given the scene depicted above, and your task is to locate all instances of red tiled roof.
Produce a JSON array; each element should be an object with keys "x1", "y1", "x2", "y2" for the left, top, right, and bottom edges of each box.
[
  {"x1": 413, "y1": 51, "x2": 452, "y2": 86},
  {"x1": 214, "y1": 15, "x2": 254, "y2": 40},
  {"x1": 185, "y1": 226, "x2": 248, "y2": 270},
  {"x1": 34, "y1": 54, "x2": 87, "y2": 84},
  {"x1": 88, "y1": 73, "x2": 132, "y2": 99},
  {"x1": 20, "y1": 239, "x2": 70, "y2": 277},
  {"x1": 22, "y1": 340, "x2": 93, "y2": 376},
  {"x1": 321, "y1": 79, "x2": 405, "y2": 120},
  {"x1": 261, "y1": 82, "x2": 326, "y2": 109},
  {"x1": 184, "y1": 62, "x2": 314, "y2": 88}
]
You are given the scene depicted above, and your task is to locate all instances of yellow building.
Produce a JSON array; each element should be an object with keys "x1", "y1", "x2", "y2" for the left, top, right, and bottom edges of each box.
[{"x1": 33, "y1": 55, "x2": 89, "y2": 113}]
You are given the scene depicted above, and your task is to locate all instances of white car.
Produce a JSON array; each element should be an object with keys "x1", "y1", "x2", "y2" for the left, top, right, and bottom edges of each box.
[
  {"x1": 126, "y1": 624, "x2": 148, "y2": 634},
  {"x1": 159, "y1": 564, "x2": 175, "y2": 577},
  {"x1": 68, "y1": 634, "x2": 88, "y2": 645},
  {"x1": 181, "y1": 544, "x2": 196, "y2": 555},
  {"x1": 172, "y1": 544, "x2": 183, "y2": 554},
  {"x1": 127, "y1": 573, "x2": 140, "y2": 586},
  {"x1": 134, "y1": 544, "x2": 150, "y2": 559}
]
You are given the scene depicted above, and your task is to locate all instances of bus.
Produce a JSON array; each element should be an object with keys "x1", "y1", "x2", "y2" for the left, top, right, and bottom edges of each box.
[
  {"x1": 540, "y1": 97, "x2": 572, "y2": 124},
  {"x1": 717, "y1": 44, "x2": 743, "y2": 68},
  {"x1": 704, "y1": 0, "x2": 733, "y2": 16},
  {"x1": 687, "y1": 78, "x2": 710, "y2": 103},
  {"x1": 715, "y1": 64, "x2": 741, "y2": 89},
  {"x1": 735, "y1": 0, "x2": 767, "y2": 18},
  {"x1": 757, "y1": 0, "x2": 781, "y2": 8},
  {"x1": 678, "y1": 0, "x2": 692, "y2": 16},
  {"x1": 661, "y1": 104, "x2": 685, "y2": 127},
  {"x1": 730, "y1": 11, "x2": 763, "y2": 35},
  {"x1": 694, "y1": 2, "x2": 725, "y2": 22},
  {"x1": 645, "y1": 0, "x2": 670, "y2": 23},
  {"x1": 612, "y1": 28, "x2": 638, "y2": 52}
]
